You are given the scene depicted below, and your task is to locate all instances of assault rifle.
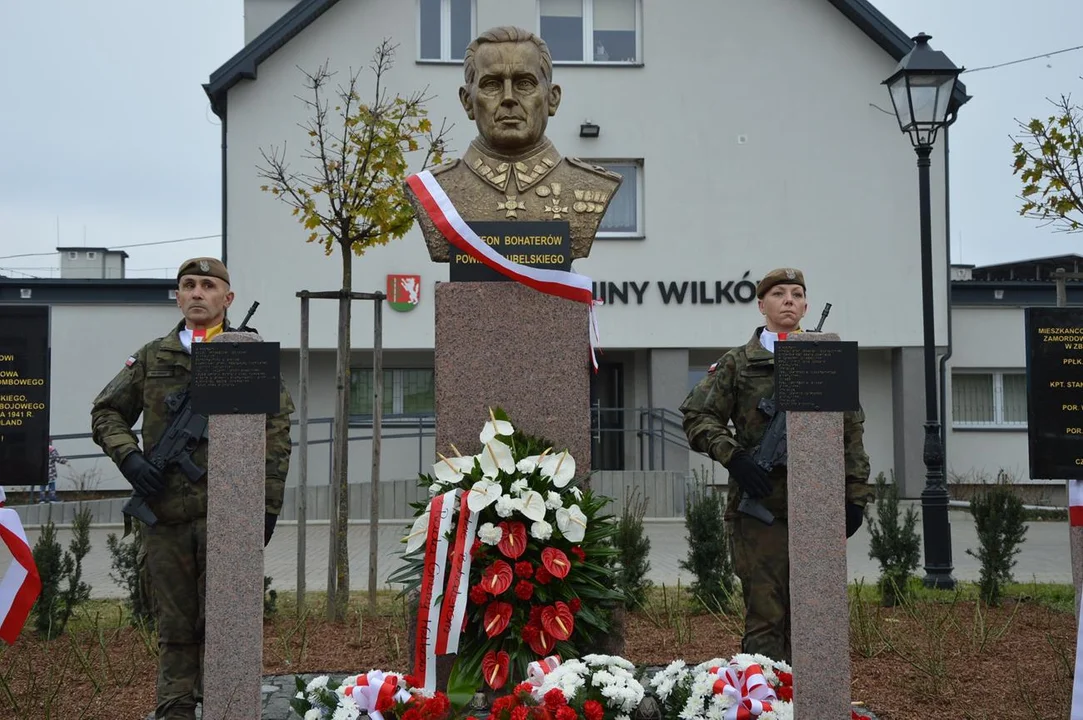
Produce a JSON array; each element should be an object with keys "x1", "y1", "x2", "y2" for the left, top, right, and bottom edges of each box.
[
  {"x1": 737, "y1": 303, "x2": 832, "y2": 525},
  {"x1": 121, "y1": 302, "x2": 260, "y2": 530}
]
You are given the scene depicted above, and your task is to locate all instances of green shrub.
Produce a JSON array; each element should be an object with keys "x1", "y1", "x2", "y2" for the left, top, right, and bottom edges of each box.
[
  {"x1": 966, "y1": 479, "x2": 1028, "y2": 606},
  {"x1": 864, "y1": 471, "x2": 921, "y2": 607},
  {"x1": 615, "y1": 488, "x2": 652, "y2": 608},
  {"x1": 679, "y1": 476, "x2": 735, "y2": 609},
  {"x1": 31, "y1": 507, "x2": 93, "y2": 639}
]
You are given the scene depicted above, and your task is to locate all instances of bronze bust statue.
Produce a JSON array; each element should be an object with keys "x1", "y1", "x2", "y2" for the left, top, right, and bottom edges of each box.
[{"x1": 406, "y1": 26, "x2": 623, "y2": 262}]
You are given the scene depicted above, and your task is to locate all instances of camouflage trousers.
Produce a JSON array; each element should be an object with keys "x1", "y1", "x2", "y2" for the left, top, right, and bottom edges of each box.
[
  {"x1": 727, "y1": 516, "x2": 791, "y2": 664},
  {"x1": 145, "y1": 518, "x2": 207, "y2": 720}
]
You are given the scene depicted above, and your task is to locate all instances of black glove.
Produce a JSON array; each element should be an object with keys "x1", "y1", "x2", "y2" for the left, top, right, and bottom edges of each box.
[
  {"x1": 120, "y1": 452, "x2": 166, "y2": 497},
  {"x1": 726, "y1": 451, "x2": 773, "y2": 499},
  {"x1": 264, "y1": 512, "x2": 278, "y2": 546},
  {"x1": 846, "y1": 503, "x2": 864, "y2": 538}
]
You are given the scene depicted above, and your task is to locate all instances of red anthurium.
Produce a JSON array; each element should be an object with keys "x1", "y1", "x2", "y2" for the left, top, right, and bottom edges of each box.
[
  {"x1": 482, "y1": 649, "x2": 510, "y2": 690},
  {"x1": 481, "y1": 560, "x2": 513, "y2": 595},
  {"x1": 526, "y1": 623, "x2": 556, "y2": 655},
  {"x1": 484, "y1": 601, "x2": 513, "y2": 638},
  {"x1": 540, "y1": 602, "x2": 574, "y2": 641},
  {"x1": 497, "y1": 521, "x2": 527, "y2": 559},
  {"x1": 541, "y1": 548, "x2": 571, "y2": 579}
]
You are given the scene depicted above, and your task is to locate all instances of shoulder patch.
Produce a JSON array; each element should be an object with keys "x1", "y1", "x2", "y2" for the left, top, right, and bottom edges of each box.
[
  {"x1": 566, "y1": 156, "x2": 624, "y2": 182},
  {"x1": 125, "y1": 355, "x2": 136, "y2": 367},
  {"x1": 430, "y1": 158, "x2": 461, "y2": 176},
  {"x1": 707, "y1": 361, "x2": 719, "y2": 374}
]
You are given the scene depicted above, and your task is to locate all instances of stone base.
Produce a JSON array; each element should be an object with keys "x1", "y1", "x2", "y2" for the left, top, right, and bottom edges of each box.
[{"x1": 434, "y1": 282, "x2": 591, "y2": 469}]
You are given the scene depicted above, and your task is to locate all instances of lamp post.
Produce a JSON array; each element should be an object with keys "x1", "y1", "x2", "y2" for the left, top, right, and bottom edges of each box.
[{"x1": 882, "y1": 33, "x2": 963, "y2": 590}]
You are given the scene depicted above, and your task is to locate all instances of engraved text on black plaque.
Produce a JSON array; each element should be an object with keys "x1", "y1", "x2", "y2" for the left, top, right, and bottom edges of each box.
[
  {"x1": 450, "y1": 221, "x2": 571, "y2": 282},
  {"x1": 774, "y1": 340, "x2": 859, "y2": 412},
  {"x1": 1025, "y1": 307, "x2": 1083, "y2": 479},
  {"x1": 191, "y1": 341, "x2": 281, "y2": 415},
  {"x1": 0, "y1": 306, "x2": 50, "y2": 485}
]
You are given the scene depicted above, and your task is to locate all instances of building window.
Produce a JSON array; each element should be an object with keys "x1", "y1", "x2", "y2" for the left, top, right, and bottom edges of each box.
[
  {"x1": 539, "y1": 0, "x2": 640, "y2": 63},
  {"x1": 585, "y1": 160, "x2": 642, "y2": 237},
  {"x1": 418, "y1": 0, "x2": 474, "y2": 61},
  {"x1": 951, "y1": 370, "x2": 1027, "y2": 428},
  {"x1": 350, "y1": 368, "x2": 435, "y2": 420}
]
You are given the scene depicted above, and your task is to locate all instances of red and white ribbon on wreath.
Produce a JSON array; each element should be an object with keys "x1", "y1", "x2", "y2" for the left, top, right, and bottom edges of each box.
[
  {"x1": 527, "y1": 655, "x2": 562, "y2": 694},
  {"x1": 708, "y1": 663, "x2": 776, "y2": 720},
  {"x1": 405, "y1": 169, "x2": 603, "y2": 371},
  {"x1": 0, "y1": 488, "x2": 41, "y2": 645},
  {"x1": 413, "y1": 487, "x2": 481, "y2": 693},
  {"x1": 1069, "y1": 480, "x2": 1083, "y2": 526},
  {"x1": 341, "y1": 670, "x2": 412, "y2": 720}
]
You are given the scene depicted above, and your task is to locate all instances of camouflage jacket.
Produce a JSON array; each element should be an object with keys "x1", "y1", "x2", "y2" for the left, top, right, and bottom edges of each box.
[
  {"x1": 679, "y1": 327, "x2": 873, "y2": 520},
  {"x1": 90, "y1": 320, "x2": 294, "y2": 525}
]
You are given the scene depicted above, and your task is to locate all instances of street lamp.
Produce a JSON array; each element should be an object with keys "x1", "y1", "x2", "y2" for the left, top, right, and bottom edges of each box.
[{"x1": 882, "y1": 33, "x2": 963, "y2": 590}]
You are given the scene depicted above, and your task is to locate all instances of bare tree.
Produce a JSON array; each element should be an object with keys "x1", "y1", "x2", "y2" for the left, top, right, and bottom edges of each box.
[{"x1": 257, "y1": 39, "x2": 451, "y2": 622}]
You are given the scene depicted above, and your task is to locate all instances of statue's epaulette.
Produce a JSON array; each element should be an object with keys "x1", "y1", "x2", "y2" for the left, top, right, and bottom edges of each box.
[
  {"x1": 430, "y1": 158, "x2": 461, "y2": 176},
  {"x1": 566, "y1": 156, "x2": 623, "y2": 182}
]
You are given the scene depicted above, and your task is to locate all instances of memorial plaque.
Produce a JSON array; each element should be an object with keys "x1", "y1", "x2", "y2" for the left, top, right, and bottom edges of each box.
[
  {"x1": 190, "y1": 341, "x2": 281, "y2": 415},
  {"x1": 0, "y1": 306, "x2": 50, "y2": 486},
  {"x1": 1025, "y1": 307, "x2": 1083, "y2": 479},
  {"x1": 450, "y1": 221, "x2": 571, "y2": 282},
  {"x1": 774, "y1": 339, "x2": 859, "y2": 412}
]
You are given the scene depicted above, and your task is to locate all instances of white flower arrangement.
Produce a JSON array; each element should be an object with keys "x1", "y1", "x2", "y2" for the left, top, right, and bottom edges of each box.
[
  {"x1": 532, "y1": 654, "x2": 646, "y2": 716},
  {"x1": 402, "y1": 410, "x2": 589, "y2": 554},
  {"x1": 648, "y1": 655, "x2": 794, "y2": 720}
]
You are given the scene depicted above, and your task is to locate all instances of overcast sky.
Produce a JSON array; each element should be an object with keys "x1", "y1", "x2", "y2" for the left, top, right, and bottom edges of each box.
[{"x1": 1, "y1": 0, "x2": 1081, "y2": 279}]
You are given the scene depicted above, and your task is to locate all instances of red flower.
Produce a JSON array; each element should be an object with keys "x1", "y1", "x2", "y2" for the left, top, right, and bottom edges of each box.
[
  {"x1": 582, "y1": 700, "x2": 604, "y2": 720},
  {"x1": 531, "y1": 708, "x2": 554, "y2": 720},
  {"x1": 482, "y1": 649, "x2": 510, "y2": 690},
  {"x1": 484, "y1": 601, "x2": 513, "y2": 637},
  {"x1": 514, "y1": 682, "x2": 533, "y2": 697},
  {"x1": 403, "y1": 709, "x2": 421, "y2": 720},
  {"x1": 526, "y1": 624, "x2": 556, "y2": 655},
  {"x1": 515, "y1": 580, "x2": 534, "y2": 601},
  {"x1": 512, "y1": 707, "x2": 530, "y2": 720},
  {"x1": 777, "y1": 671, "x2": 793, "y2": 686},
  {"x1": 571, "y1": 546, "x2": 586, "y2": 562},
  {"x1": 515, "y1": 561, "x2": 534, "y2": 579},
  {"x1": 779, "y1": 686, "x2": 793, "y2": 702},
  {"x1": 471, "y1": 539, "x2": 483, "y2": 558},
  {"x1": 543, "y1": 688, "x2": 567, "y2": 709},
  {"x1": 376, "y1": 693, "x2": 395, "y2": 712},
  {"x1": 555, "y1": 707, "x2": 577, "y2": 720},
  {"x1": 568, "y1": 598, "x2": 581, "y2": 613},
  {"x1": 481, "y1": 560, "x2": 513, "y2": 595},
  {"x1": 529, "y1": 606, "x2": 543, "y2": 624},
  {"x1": 535, "y1": 567, "x2": 553, "y2": 585},
  {"x1": 541, "y1": 548, "x2": 571, "y2": 579},
  {"x1": 540, "y1": 602, "x2": 574, "y2": 640},
  {"x1": 469, "y1": 584, "x2": 489, "y2": 605},
  {"x1": 497, "y1": 521, "x2": 528, "y2": 559}
]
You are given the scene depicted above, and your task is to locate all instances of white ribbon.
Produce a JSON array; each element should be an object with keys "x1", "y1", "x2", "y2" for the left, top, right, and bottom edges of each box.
[
  {"x1": 527, "y1": 655, "x2": 562, "y2": 699},
  {"x1": 0, "y1": 499, "x2": 41, "y2": 645}
]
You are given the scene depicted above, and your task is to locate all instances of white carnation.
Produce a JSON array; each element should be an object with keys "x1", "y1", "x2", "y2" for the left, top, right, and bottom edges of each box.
[
  {"x1": 306, "y1": 675, "x2": 330, "y2": 692},
  {"x1": 510, "y1": 478, "x2": 529, "y2": 496},
  {"x1": 304, "y1": 710, "x2": 322, "y2": 720},
  {"x1": 531, "y1": 520, "x2": 553, "y2": 541},
  {"x1": 478, "y1": 522, "x2": 503, "y2": 545},
  {"x1": 545, "y1": 491, "x2": 563, "y2": 510},
  {"x1": 495, "y1": 494, "x2": 523, "y2": 518}
]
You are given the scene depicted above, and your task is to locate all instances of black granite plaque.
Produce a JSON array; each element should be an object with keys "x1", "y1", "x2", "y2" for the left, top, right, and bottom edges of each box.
[
  {"x1": 774, "y1": 340, "x2": 860, "y2": 412},
  {"x1": 190, "y1": 341, "x2": 281, "y2": 415},
  {"x1": 0, "y1": 306, "x2": 50, "y2": 486},
  {"x1": 1025, "y1": 307, "x2": 1083, "y2": 479},
  {"x1": 450, "y1": 220, "x2": 571, "y2": 282}
]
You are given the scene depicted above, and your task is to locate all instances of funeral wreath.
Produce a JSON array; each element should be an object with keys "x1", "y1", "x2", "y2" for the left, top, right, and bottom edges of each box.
[{"x1": 389, "y1": 409, "x2": 625, "y2": 703}]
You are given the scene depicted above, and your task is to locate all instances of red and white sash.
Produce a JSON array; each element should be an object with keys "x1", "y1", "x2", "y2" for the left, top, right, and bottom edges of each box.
[
  {"x1": 406, "y1": 169, "x2": 602, "y2": 370},
  {"x1": 0, "y1": 491, "x2": 41, "y2": 644}
]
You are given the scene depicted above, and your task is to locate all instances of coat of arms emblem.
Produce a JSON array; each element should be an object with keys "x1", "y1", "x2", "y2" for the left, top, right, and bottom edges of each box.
[{"x1": 387, "y1": 274, "x2": 421, "y2": 312}]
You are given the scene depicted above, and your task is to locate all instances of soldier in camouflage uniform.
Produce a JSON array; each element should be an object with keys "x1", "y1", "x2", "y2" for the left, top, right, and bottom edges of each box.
[
  {"x1": 90, "y1": 257, "x2": 294, "y2": 720},
  {"x1": 679, "y1": 267, "x2": 872, "y2": 664}
]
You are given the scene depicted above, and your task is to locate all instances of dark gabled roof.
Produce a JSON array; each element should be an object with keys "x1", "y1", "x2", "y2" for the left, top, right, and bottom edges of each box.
[{"x1": 204, "y1": 0, "x2": 970, "y2": 118}]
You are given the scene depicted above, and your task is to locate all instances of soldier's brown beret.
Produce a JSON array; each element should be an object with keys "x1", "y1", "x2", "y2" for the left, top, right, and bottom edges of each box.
[
  {"x1": 177, "y1": 257, "x2": 230, "y2": 285},
  {"x1": 756, "y1": 267, "x2": 805, "y2": 298}
]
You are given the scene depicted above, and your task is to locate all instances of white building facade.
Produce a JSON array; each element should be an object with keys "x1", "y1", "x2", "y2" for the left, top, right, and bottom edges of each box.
[{"x1": 14, "y1": 0, "x2": 1032, "y2": 520}]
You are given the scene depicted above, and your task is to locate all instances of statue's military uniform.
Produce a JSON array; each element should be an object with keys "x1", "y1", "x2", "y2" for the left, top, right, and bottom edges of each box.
[
  {"x1": 680, "y1": 325, "x2": 872, "y2": 663},
  {"x1": 407, "y1": 137, "x2": 624, "y2": 261},
  {"x1": 90, "y1": 319, "x2": 294, "y2": 719}
]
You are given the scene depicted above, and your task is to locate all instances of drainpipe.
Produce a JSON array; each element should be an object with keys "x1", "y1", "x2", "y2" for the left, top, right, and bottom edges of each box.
[
  {"x1": 220, "y1": 108, "x2": 228, "y2": 266},
  {"x1": 938, "y1": 120, "x2": 955, "y2": 456}
]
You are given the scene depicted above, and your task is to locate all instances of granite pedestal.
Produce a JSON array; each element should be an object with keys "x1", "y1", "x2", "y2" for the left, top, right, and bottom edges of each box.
[
  {"x1": 434, "y1": 282, "x2": 591, "y2": 466},
  {"x1": 203, "y1": 331, "x2": 267, "y2": 720},
  {"x1": 785, "y1": 332, "x2": 851, "y2": 720}
]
